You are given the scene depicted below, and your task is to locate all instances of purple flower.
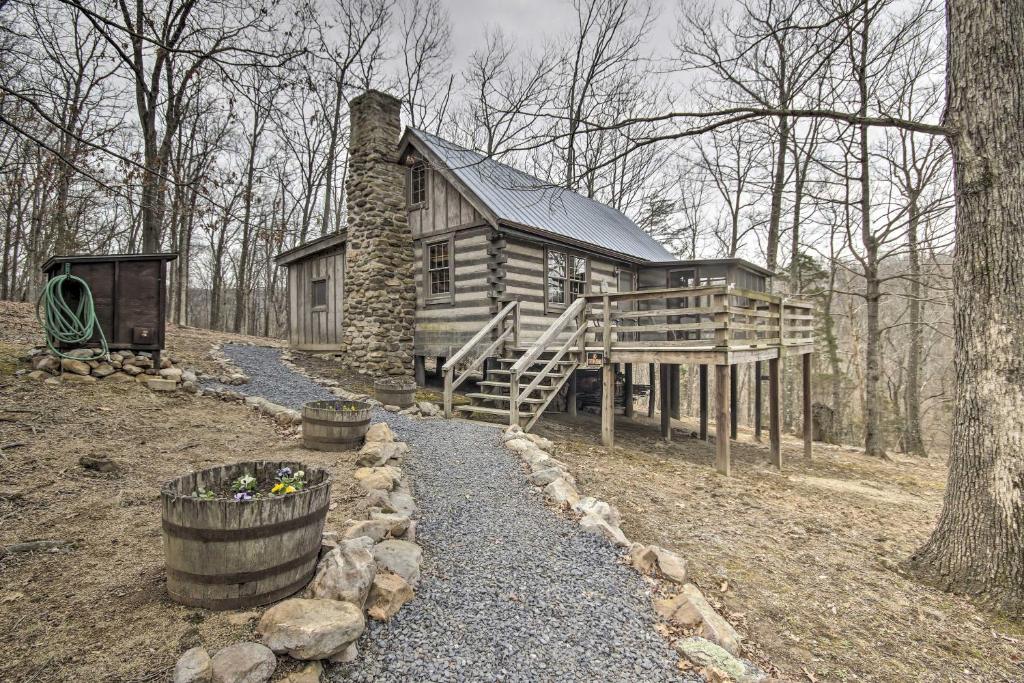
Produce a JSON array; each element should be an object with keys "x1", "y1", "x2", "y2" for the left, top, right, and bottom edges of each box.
[
  {"x1": 277, "y1": 467, "x2": 292, "y2": 478},
  {"x1": 234, "y1": 491, "x2": 252, "y2": 501}
]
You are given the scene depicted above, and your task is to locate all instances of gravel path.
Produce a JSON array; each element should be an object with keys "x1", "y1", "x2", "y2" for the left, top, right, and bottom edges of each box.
[{"x1": 218, "y1": 345, "x2": 695, "y2": 683}]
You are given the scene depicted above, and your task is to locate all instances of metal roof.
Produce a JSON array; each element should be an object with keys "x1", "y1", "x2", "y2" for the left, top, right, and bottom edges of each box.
[{"x1": 403, "y1": 129, "x2": 675, "y2": 263}]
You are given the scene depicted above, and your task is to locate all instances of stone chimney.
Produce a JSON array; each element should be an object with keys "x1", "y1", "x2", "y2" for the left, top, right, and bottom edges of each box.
[{"x1": 342, "y1": 90, "x2": 415, "y2": 378}]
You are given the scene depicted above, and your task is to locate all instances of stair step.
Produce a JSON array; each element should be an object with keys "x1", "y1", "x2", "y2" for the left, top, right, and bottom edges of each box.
[
  {"x1": 495, "y1": 358, "x2": 576, "y2": 367},
  {"x1": 479, "y1": 380, "x2": 559, "y2": 391},
  {"x1": 487, "y1": 369, "x2": 566, "y2": 379},
  {"x1": 466, "y1": 392, "x2": 546, "y2": 404},
  {"x1": 454, "y1": 405, "x2": 535, "y2": 417}
]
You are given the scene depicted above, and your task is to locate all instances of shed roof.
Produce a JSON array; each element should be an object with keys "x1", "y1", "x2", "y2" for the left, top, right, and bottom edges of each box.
[
  {"x1": 275, "y1": 231, "x2": 346, "y2": 266},
  {"x1": 399, "y1": 129, "x2": 675, "y2": 263}
]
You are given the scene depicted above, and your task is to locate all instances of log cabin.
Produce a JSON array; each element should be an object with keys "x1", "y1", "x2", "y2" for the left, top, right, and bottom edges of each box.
[{"x1": 276, "y1": 90, "x2": 815, "y2": 475}]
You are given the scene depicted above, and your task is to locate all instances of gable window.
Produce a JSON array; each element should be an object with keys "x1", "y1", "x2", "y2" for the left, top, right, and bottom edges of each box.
[
  {"x1": 546, "y1": 249, "x2": 587, "y2": 308},
  {"x1": 311, "y1": 278, "x2": 328, "y2": 309},
  {"x1": 426, "y1": 239, "x2": 452, "y2": 300},
  {"x1": 410, "y1": 162, "x2": 428, "y2": 206}
]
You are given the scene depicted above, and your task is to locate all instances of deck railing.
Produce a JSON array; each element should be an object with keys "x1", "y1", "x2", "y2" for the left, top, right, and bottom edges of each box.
[
  {"x1": 584, "y1": 285, "x2": 814, "y2": 353},
  {"x1": 442, "y1": 300, "x2": 520, "y2": 418}
]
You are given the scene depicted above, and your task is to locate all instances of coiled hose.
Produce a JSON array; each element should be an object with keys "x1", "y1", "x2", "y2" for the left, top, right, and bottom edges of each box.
[{"x1": 35, "y1": 271, "x2": 109, "y2": 361}]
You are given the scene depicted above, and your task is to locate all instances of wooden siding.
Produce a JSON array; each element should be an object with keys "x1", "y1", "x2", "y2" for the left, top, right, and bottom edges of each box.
[
  {"x1": 408, "y1": 166, "x2": 484, "y2": 238},
  {"x1": 414, "y1": 227, "x2": 495, "y2": 357},
  {"x1": 287, "y1": 247, "x2": 344, "y2": 351}
]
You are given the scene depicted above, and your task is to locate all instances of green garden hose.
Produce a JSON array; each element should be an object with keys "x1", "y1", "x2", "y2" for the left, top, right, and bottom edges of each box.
[{"x1": 35, "y1": 270, "x2": 109, "y2": 361}]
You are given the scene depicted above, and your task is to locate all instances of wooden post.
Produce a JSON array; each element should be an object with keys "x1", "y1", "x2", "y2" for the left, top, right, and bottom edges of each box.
[
  {"x1": 670, "y1": 365, "x2": 681, "y2": 419},
  {"x1": 803, "y1": 352, "x2": 813, "y2": 459},
  {"x1": 754, "y1": 360, "x2": 763, "y2": 442},
  {"x1": 769, "y1": 356, "x2": 782, "y2": 469},
  {"x1": 435, "y1": 357, "x2": 446, "y2": 378},
  {"x1": 509, "y1": 370, "x2": 520, "y2": 428},
  {"x1": 647, "y1": 363, "x2": 657, "y2": 417},
  {"x1": 602, "y1": 362, "x2": 615, "y2": 447},
  {"x1": 443, "y1": 367, "x2": 453, "y2": 418},
  {"x1": 660, "y1": 364, "x2": 672, "y2": 440},
  {"x1": 624, "y1": 363, "x2": 634, "y2": 418},
  {"x1": 567, "y1": 369, "x2": 577, "y2": 417},
  {"x1": 414, "y1": 355, "x2": 426, "y2": 386},
  {"x1": 699, "y1": 364, "x2": 708, "y2": 441},
  {"x1": 730, "y1": 364, "x2": 738, "y2": 440},
  {"x1": 715, "y1": 364, "x2": 731, "y2": 476}
]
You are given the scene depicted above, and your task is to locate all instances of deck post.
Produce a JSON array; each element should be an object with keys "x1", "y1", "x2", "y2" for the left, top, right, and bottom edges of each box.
[
  {"x1": 414, "y1": 355, "x2": 426, "y2": 386},
  {"x1": 435, "y1": 357, "x2": 446, "y2": 378},
  {"x1": 754, "y1": 360, "x2": 763, "y2": 441},
  {"x1": 567, "y1": 369, "x2": 577, "y2": 417},
  {"x1": 601, "y1": 362, "x2": 615, "y2": 447},
  {"x1": 660, "y1": 364, "x2": 672, "y2": 440},
  {"x1": 624, "y1": 363, "x2": 634, "y2": 418},
  {"x1": 803, "y1": 352, "x2": 813, "y2": 459},
  {"x1": 670, "y1": 365, "x2": 681, "y2": 419},
  {"x1": 730, "y1": 364, "x2": 738, "y2": 440},
  {"x1": 699, "y1": 364, "x2": 708, "y2": 441},
  {"x1": 769, "y1": 356, "x2": 782, "y2": 469},
  {"x1": 647, "y1": 363, "x2": 656, "y2": 417},
  {"x1": 443, "y1": 367, "x2": 453, "y2": 418},
  {"x1": 509, "y1": 370, "x2": 520, "y2": 428},
  {"x1": 715, "y1": 364, "x2": 731, "y2": 476}
]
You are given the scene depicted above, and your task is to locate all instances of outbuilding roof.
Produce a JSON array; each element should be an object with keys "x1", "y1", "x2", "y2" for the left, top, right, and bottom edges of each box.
[{"x1": 399, "y1": 128, "x2": 676, "y2": 263}]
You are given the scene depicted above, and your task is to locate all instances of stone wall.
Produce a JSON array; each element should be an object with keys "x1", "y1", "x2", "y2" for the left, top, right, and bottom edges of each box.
[{"x1": 341, "y1": 90, "x2": 416, "y2": 378}]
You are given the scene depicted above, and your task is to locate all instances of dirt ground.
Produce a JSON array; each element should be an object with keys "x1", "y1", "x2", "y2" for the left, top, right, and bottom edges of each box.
[
  {"x1": 532, "y1": 409, "x2": 1024, "y2": 682},
  {"x1": 0, "y1": 302, "x2": 364, "y2": 682}
]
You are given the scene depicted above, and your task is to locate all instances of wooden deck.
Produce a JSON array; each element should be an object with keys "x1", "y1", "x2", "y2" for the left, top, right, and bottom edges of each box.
[{"x1": 443, "y1": 285, "x2": 815, "y2": 476}]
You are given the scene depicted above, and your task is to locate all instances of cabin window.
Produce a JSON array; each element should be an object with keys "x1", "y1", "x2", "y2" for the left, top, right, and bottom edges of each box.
[
  {"x1": 546, "y1": 249, "x2": 587, "y2": 308},
  {"x1": 410, "y1": 162, "x2": 428, "y2": 206},
  {"x1": 311, "y1": 278, "x2": 328, "y2": 309},
  {"x1": 426, "y1": 239, "x2": 451, "y2": 300}
]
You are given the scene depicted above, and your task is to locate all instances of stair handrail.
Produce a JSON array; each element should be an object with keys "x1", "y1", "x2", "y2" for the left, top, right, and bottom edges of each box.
[
  {"x1": 442, "y1": 300, "x2": 519, "y2": 418},
  {"x1": 509, "y1": 297, "x2": 587, "y2": 425}
]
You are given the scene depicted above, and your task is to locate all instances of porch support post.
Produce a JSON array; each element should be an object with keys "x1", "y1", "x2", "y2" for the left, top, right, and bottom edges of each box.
[
  {"x1": 715, "y1": 364, "x2": 731, "y2": 476},
  {"x1": 601, "y1": 362, "x2": 615, "y2": 447},
  {"x1": 567, "y1": 369, "x2": 577, "y2": 417},
  {"x1": 624, "y1": 363, "x2": 634, "y2": 418},
  {"x1": 670, "y1": 365, "x2": 681, "y2": 419},
  {"x1": 647, "y1": 363, "x2": 657, "y2": 417},
  {"x1": 435, "y1": 357, "x2": 446, "y2": 378},
  {"x1": 699, "y1": 364, "x2": 708, "y2": 441},
  {"x1": 754, "y1": 360, "x2": 763, "y2": 441},
  {"x1": 803, "y1": 352, "x2": 813, "y2": 459},
  {"x1": 660, "y1": 364, "x2": 672, "y2": 440},
  {"x1": 769, "y1": 355, "x2": 782, "y2": 469},
  {"x1": 414, "y1": 355, "x2": 426, "y2": 386},
  {"x1": 730, "y1": 364, "x2": 738, "y2": 440}
]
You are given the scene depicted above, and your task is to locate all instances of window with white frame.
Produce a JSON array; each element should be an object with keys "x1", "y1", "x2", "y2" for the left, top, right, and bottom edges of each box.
[
  {"x1": 546, "y1": 250, "x2": 586, "y2": 308},
  {"x1": 427, "y1": 240, "x2": 451, "y2": 298},
  {"x1": 410, "y1": 162, "x2": 427, "y2": 206}
]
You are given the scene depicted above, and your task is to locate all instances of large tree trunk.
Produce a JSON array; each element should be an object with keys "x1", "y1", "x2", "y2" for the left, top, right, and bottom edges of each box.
[{"x1": 908, "y1": 0, "x2": 1024, "y2": 615}]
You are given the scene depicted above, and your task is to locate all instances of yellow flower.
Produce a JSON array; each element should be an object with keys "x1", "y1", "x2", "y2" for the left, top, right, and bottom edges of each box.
[
  {"x1": 271, "y1": 482, "x2": 284, "y2": 493},
  {"x1": 284, "y1": 485, "x2": 296, "y2": 494}
]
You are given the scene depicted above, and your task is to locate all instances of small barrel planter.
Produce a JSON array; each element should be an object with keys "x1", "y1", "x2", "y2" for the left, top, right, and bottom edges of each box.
[
  {"x1": 302, "y1": 399, "x2": 373, "y2": 451},
  {"x1": 374, "y1": 378, "x2": 417, "y2": 408},
  {"x1": 161, "y1": 461, "x2": 330, "y2": 610}
]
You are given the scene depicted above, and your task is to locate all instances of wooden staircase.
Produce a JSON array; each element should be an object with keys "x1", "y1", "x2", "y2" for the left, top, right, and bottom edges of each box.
[{"x1": 442, "y1": 297, "x2": 589, "y2": 431}]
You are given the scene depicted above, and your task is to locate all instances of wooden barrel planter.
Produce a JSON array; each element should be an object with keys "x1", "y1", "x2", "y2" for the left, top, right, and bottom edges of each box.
[
  {"x1": 161, "y1": 461, "x2": 330, "y2": 610},
  {"x1": 302, "y1": 400, "x2": 373, "y2": 451},
  {"x1": 374, "y1": 378, "x2": 417, "y2": 408}
]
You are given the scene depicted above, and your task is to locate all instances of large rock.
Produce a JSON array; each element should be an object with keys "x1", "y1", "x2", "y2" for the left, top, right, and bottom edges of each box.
[
  {"x1": 343, "y1": 519, "x2": 395, "y2": 543},
  {"x1": 92, "y1": 363, "x2": 116, "y2": 378},
  {"x1": 369, "y1": 511, "x2": 411, "y2": 536},
  {"x1": 504, "y1": 437, "x2": 540, "y2": 456},
  {"x1": 209, "y1": 642, "x2": 276, "y2": 683},
  {"x1": 354, "y1": 466, "x2": 401, "y2": 492},
  {"x1": 258, "y1": 598, "x2": 365, "y2": 660},
  {"x1": 304, "y1": 541, "x2": 376, "y2": 607},
  {"x1": 147, "y1": 378, "x2": 178, "y2": 391},
  {"x1": 655, "y1": 584, "x2": 742, "y2": 655},
  {"x1": 32, "y1": 355, "x2": 60, "y2": 373},
  {"x1": 59, "y1": 356, "x2": 91, "y2": 376},
  {"x1": 528, "y1": 467, "x2": 571, "y2": 487},
  {"x1": 575, "y1": 497, "x2": 621, "y2": 527},
  {"x1": 364, "y1": 422, "x2": 395, "y2": 444},
  {"x1": 579, "y1": 512, "x2": 630, "y2": 547},
  {"x1": 675, "y1": 637, "x2": 766, "y2": 682},
  {"x1": 160, "y1": 367, "x2": 184, "y2": 381},
  {"x1": 372, "y1": 539, "x2": 423, "y2": 587},
  {"x1": 525, "y1": 433, "x2": 554, "y2": 451},
  {"x1": 356, "y1": 441, "x2": 408, "y2": 467},
  {"x1": 278, "y1": 661, "x2": 323, "y2": 683},
  {"x1": 173, "y1": 646, "x2": 212, "y2": 683},
  {"x1": 61, "y1": 373, "x2": 97, "y2": 384},
  {"x1": 629, "y1": 544, "x2": 687, "y2": 584},
  {"x1": 366, "y1": 571, "x2": 414, "y2": 621},
  {"x1": 387, "y1": 491, "x2": 417, "y2": 518},
  {"x1": 543, "y1": 478, "x2": 580, "y2": 508},
  {"x1": 104, "y1": 371, "x2": 134, "y2": 383}
]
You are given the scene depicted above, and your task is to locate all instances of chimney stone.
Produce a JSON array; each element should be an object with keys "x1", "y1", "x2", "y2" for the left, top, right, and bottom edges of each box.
[{"x1": 342, "y1": 90, "x2": 416, "y2": 378}]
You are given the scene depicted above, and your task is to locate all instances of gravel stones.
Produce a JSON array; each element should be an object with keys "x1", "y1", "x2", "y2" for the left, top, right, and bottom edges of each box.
[
  {"x1": 258, "y1": 598, "x2": 365, "y2": 660},
  {"x1": 209, "y1": 642, "x2": 276, "y2": 683},
  {"x1": 210, "y1": 345, "x2": 691, "y2": 683}
]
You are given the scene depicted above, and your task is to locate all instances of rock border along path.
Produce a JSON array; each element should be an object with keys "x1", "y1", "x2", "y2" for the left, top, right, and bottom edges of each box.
[{"x1": 217, "y1": 345, "x2": 695, "y2": 683}]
